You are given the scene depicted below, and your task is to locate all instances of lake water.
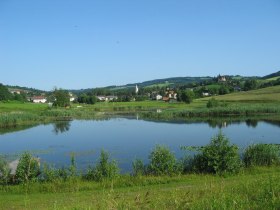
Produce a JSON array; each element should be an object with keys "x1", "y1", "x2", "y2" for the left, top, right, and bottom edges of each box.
[{"x1": 0, "y1": 117, "x2": 280, "y2": 172}]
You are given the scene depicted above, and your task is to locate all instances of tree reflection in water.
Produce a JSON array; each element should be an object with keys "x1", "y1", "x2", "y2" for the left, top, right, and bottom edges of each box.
[
  {"x1": 52, "y1": 121, "x2": 71, "y2": 135},
  {"x1": 245, "y1": 119, "x2": 258, "y2": 128}
]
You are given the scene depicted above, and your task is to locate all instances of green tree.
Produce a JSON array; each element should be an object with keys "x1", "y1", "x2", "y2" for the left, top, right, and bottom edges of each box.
[
  {"x1": 77, "y1": 93, "x2": 88, "y2": 103},
  {"x1": 179, "y1": 90, "x2": 195, "y2": 104},
  {"x1": 87, "y1": 96, "x2": 97, "y2": 104},
  {"x1": 14, "y1": 93, "x2": 26, "y2": 102},
  {"x1": 53, "y1": 89, "x2": 70, "y2": 107},
  {"x1": 244, "y1": 79, "x2": 258, "y2": 91},
  {"x1": 219, "y1": 85, "x2": 230, "y2": 95},
  {"x1": 0, "y1": 84, "x2": 12, "y2": 101}
]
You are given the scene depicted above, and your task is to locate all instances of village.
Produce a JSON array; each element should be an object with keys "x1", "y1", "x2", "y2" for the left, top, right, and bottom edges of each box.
[{"x1": 5, "y1": 75, "x2": 242, "y2": 105}]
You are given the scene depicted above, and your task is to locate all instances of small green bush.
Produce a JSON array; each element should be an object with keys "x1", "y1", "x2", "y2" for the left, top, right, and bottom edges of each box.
[
  {"x1": 132, "y1": 159, "x2": 145, "y2": 176},
  {"x1": 68, "y1": 153, "x2": 77, "y2": 177},
  {"x1": 15, "y1": 152, "x2": 40, "y2": 183},
  {"x1": 147, "y1": 145, "x2": 178, "y2": 175},
  {"x1": 0, "y1": 157, "x2": 11, "y2": 185},
  {"x1": 41, "y1": 164, "x2": 60, "y2": 182},
  {"x1": 243, "y1": 144, "x2": 280, "y2": 167},
  {"x1": 188, "y1": 132, "x2": 241, "y2": 175},
  {"x1": 85, "y1": 150, "x2": 119, "y2": 181},
  {"x1": 207, "y1": 98, "x2": 219, "y2": 108}
]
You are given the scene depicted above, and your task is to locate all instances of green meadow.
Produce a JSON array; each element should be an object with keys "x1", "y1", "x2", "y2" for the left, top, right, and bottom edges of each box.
[
  {"x1": 0, "y1": 167, "x2": 279, "y2": 209},
  {"x1": 204, "y1": 85, "x2": 280, "y2": 102}
]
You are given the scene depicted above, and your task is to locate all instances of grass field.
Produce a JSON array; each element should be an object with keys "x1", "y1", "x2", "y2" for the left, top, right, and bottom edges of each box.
[
  {"x1": 0, "y1": 167, "x2": 279, "y2": 209},
  {"x1": 200, "y1": 85, "x2": 280, "y2": 102}
]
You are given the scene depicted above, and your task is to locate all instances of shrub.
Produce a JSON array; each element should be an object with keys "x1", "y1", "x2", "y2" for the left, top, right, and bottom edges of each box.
[
  {"x1": 15, "y1": 152, "x2": 40, "y2": 183},
  {"x1": 68, "y1": 153, "x2": 77, "y2": 177},
  {"x1": 243, "y1": 144, "x2": 280, "y2": 167},
  {"x1": 147, "y1": 145, "x2": 178, "y2": 175},
  {"x1": 187, "y1": 132, "x2": 241, "y2": 175},
  {"x1": 85, "y1": 150, "x2": 119, "y2": 181},
  {"x1": 0, "y1": 157, "x2": 11, "y2": 185},
  {"x1": 207, "y1": 98, "x2": 219, "y2": 108},
  {"x1": 41, "y1": 164, "x2": 60, "y2": 182},
  {"x1": 132, "y1": 159, "x2": 145, "y2": 176}
]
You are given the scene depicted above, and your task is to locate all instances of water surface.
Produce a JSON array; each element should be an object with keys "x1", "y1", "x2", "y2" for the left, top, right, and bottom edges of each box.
[{"x1": 0, "y1": 117, "x2": 279, "y2": 172}]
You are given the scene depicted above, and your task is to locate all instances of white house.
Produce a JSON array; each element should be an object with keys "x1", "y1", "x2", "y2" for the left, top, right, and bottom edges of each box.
[
  {"x1": 106, "y1": 96, "x2": 118, "y2": 101},
  {"x1": 155, "y1": 94, "x2": 163, "y2": 100},
  {"x1": 166, "y1": 91, "x2": 177, "y2": 100},
  {"x1": 9, "y1": 89, "x2": 21, "y2": 94},
  {"x1": 69, "y1": 93, "x2": 76, "y2": 102},
  {"x1": 202, "y1": 92, "x2": 210, "y2": 97},
  {"x1": 31, "y1": 96, "x2": 47, "y2": 103},
  {"x1": 97, "y1": 96, "x2": 107, "y2": 101},
  {"x1": 97, "y1": 96, "x2": 118, "y2": 101}
]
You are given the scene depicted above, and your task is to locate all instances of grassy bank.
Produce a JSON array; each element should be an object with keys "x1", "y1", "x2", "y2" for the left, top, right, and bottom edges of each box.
[{"x1": 0, "y1": 167, "x2": 279, "y2": 209}]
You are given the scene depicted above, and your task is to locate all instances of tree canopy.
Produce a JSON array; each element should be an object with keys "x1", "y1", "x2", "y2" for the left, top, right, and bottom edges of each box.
[
  {"x1": 0, "y1": 84, "x2": 13, "y2": 101},
  {"x1": 52, "y1": 89, "x2": 70, "y2": 107}
]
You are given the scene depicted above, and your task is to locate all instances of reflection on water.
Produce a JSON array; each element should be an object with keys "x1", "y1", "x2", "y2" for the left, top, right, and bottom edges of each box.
[
  {"x1": 0, "y1": 116, "x2": 280, "y2": 172},
  {"x1": 245, "y1": 119, "x2": 258, "y2": 128},
  {"x1": 52, "y1": 121, "x2": 71, "y2": 135},
  {"x1": 1, "y1": 115, "x2": 280, "y2": 136},
  {"x1": 207, "y1": 119, "x2": 259, "y2": 128}
]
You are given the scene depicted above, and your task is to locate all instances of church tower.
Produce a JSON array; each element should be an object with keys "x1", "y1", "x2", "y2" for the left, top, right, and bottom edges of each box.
[{"x1": 135, "y1": 85, "x2": 139, "y2": 94}]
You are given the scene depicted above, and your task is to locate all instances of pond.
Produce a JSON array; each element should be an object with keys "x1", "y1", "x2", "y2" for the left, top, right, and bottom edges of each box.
[{"x1": 0, "y1": 116, "x2": 280, "y2": 172}]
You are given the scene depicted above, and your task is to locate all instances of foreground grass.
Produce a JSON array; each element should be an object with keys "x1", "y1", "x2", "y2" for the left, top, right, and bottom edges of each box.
[{"x1": 0, "y1": 167, "x2": 279, "y2": 209}]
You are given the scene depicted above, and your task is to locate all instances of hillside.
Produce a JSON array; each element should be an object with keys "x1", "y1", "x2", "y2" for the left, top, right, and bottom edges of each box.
[
  {"x1": 210, "y1": 85, "x2": 280, "y2": 102},
  {"x1": 126, "y1": 76, "x2": 213, "y2": 87},
  {"x1": 69, "y1": 76, "x2": 214, "y2": 94},
  {"x1": 262, "y1": 71, "x2": 280, "y2": 79}
]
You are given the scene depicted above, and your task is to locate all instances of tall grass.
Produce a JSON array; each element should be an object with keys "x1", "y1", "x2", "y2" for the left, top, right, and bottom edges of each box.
[
  {"x1": 243, "y1": 144, "x2": 280, "y2": 167},
  {"x1": 0, "y1": 112, "x2": 42, "y2": 128}
]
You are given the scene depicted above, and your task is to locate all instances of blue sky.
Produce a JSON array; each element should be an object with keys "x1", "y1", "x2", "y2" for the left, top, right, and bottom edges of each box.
[{"x1": 1, "y1": 0, "x2": 280, "y2": 90}]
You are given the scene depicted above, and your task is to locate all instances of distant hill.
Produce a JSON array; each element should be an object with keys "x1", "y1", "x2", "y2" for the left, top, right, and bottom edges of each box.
[
  {"x1": 125, "y1": 76, "x2": 213, "y2": 88},
  {"x1": 262, "y1": 71, "x2": 280, "y2": 79},
  {"x1": 5, "y1": 84, "x2": 46, "y2": 95},
  {"x1": 69, "y1": 76, "x2": 214, "y2": 94}
]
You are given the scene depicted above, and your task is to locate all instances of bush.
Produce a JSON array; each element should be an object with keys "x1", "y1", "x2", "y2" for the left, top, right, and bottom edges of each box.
[
  {"x1": 132, "y1": 159, "x2": 145, "y2": 176},
  {"x1": 207, "y1": 98, "x2": 219, "y2": 108},
  {"x1": 243, "y1": 144, "x2": 280, "y2": 167},
  {"x1": 68, "y1": 153, "x2": 77, "y2": 177},
  {"x1": 41, "y1": 164, "x2": 61, "y2": 182},
  {"x1": 187, "y1": 132, "x2": 241, "y2": 175},
  {"x1": 0, "y1": 157, "x2": 11, "y2": 185},
  {"x1": 147, "y1": 145, "x2": 178, "y2": 175},
  {"x1": 85, "y1": 150, "x2": 119, "y2": 181},
  {"x1": 15, "y1": 152, "x2": 40, "y2": 183}
]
